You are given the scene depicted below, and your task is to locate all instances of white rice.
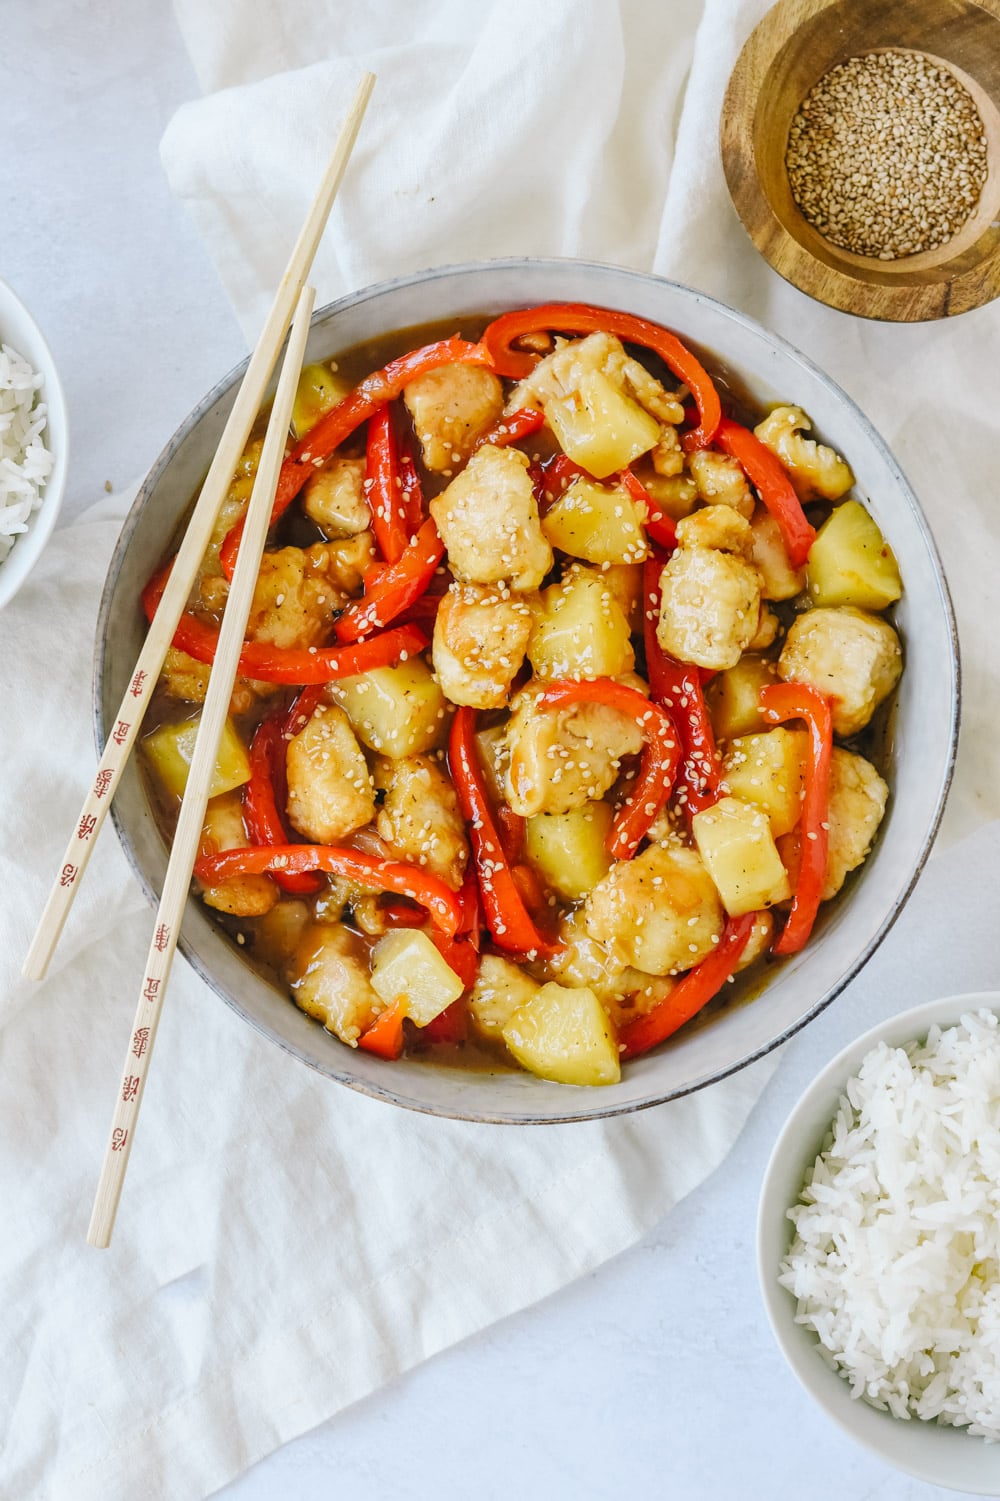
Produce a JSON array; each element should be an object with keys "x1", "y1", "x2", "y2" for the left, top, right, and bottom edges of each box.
[
  {"x1": 0, "y1": 342, "x2": 54, "y2": 564},
  {"x1": 780, "y1": 1009, "x2": 1000, "y2": 1439}
]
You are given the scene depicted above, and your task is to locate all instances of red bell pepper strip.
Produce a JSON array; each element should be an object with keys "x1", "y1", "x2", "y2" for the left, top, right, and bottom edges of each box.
[
  {"x1": 421, "y1": 1000, "x2": 468, "y2": 1046},
  {"x1": 456, "y1": 868, "x2": 482, "y2": 950},
  {"x1": 715, "y1": 417, "x2": 815, "y2": 569},
  {"x1": 511, "y1": 861, "x2": 547, "y2": 915},
  {"x1": 141, "y1": 563, "x2": 428, "y2": 684},
  {"x1": 282, "y1": 684, "x2": 324, "y2": 738},
  {"x1": 379, "y1": 899, "x2": 427, "y2": 929},
  {"x1": 429, "y1": 933, "x2": 479, "y2": 991},
  {"x1": 193, "y1": 844, "x2": 463, "y2": 936},
  {"x1": 358, "y1": 1000, "x2": 407, "y2": 1059},
  {"x1": 536, "y1": 453, "x2": 593, "y2": 510},
  {"x1": 219, "y1": 336, "x2": 494, "y2": 578},
  {"x1": 448, "y1": 707, "x2": 556, "y2": 957},
  {"x1": 642, "y1": 557, "x2": 722, "y2": 815},
  {"x1": 364, "y1": 405, "x2": 409, "y2": 564},
  {"x1": 619, "y1": 912, "x2": 759, "y2": 1058},
  {"x1": 494, "y1": 804, "x2": 526, "y2": 864},
  {"x1": 398, "y1": 432, "x2": 425, "y2": 536},
  {"x1": 243, "y1": 707, "x2": 322, "y2": 895},
  {"x1": 476, "y1": 406, "x2": 546, "y2": 451},
  {"x1": 759, "y1": 681, "x2": 833, "y2": 955},
  {"x1": 620, "y1": 467, "x2": 678, "y2": 551},
  {"x1": 334, "y1": 518, "x2": 445, "y2": 644},
  {"x1": 479, "y1": 303, "x2": 722, "y2": 452},
  {"x1": 534, "y1": 679, "x2": 680, "y2": 860}
]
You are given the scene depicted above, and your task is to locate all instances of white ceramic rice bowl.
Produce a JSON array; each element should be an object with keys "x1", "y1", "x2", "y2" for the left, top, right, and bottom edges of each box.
[
  {"x1": 758, "y1": 993, "x2": 1000, "y2": 1494},
  {"x1": 94, "y1": 259, "x2": 958, "y2": 1123},
  {"x1": 0, "y1": 277, "x2": 68, "y2": 609}
]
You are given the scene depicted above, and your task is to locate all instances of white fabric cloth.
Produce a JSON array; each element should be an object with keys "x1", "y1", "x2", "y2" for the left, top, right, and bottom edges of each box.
[
  {"x1": 5, "y1": 2, "x2": 998, "y2": 1498},
  {"x1": 1, "y1": 496, "x2": 772, "y2": 1501}
]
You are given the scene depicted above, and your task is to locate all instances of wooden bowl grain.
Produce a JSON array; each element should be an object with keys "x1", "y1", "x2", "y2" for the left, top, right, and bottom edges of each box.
[{"x1": 721, "y1": 0, "x2": 1000, "y2": 320}]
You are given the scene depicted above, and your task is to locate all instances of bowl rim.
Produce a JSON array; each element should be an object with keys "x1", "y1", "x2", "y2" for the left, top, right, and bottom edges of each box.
[
  {"x1": 0, "y1": 274, "x2": 69, "y2": 609},
  {"x1": 93, "y1": 255, "x2": 961, "y2": 1123},
  {"x1": 756, "y1": 990, "x2": 1000, "y2": 1491}
]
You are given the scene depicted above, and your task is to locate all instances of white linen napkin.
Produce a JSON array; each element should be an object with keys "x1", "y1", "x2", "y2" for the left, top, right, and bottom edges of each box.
[
  {"x1": 5, "y1": 1, "x2": 998, "y2": 1497},
  {"x1": 0, "y1": 497, "x2": 774, "y2": 1501}
]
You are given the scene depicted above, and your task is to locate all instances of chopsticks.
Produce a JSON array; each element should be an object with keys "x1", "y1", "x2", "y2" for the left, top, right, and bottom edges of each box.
[
  {"x1": 87, "y1": 284, "x2": 316, "y2": 1248},
  {"x1": 22, "y1": 70, "x2": 374, "y2": 985}
]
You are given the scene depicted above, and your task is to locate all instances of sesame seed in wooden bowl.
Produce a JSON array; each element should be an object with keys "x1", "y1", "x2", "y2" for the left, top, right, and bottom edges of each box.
[{"x1": 720, "y1": 0, "x2": 1000, "y2": 321}]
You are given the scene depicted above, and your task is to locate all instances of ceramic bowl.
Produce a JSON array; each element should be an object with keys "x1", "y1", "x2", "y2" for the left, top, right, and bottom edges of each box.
[
  {"x1": 0, "y1": 277, "x2": 69, "y2": 608},
  {"x1": 94, "y1": 258, "x2": 958, "y2": 1123},
  {"x1": 758, "y1": 992, "x2": 1000, "y2": 1494}
]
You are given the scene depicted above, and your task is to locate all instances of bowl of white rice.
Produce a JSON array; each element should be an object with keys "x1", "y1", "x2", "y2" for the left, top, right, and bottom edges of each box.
[
  {"x1": 0, "y1": 276, "x2": 67, "y2": 609},
  {"x1": 759, "y1": 993, "x2": 1000, "y2": 1493}
]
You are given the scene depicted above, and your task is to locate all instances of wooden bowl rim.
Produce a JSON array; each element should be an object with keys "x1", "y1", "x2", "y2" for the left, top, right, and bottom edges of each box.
[{"x1": 721, "y1": 0, "x2": 1000, "y2": 321}]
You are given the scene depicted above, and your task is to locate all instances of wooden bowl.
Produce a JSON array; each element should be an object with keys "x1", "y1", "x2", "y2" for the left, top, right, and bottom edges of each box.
[{"x1": 721, "y1": 0, "x2": 1000, "y2": 320}]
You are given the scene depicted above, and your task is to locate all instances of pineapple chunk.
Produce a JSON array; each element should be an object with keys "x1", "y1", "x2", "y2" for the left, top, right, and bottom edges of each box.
[
  {"x1": 542, "y1": 477, "x2": 649, "y2": 566},
  {"x1": 143, "y1": 714, "x2": 251, "y2": 802},
  {"x1": 292, "y1": 362, "x2": 350, "y2": 439},
  {"x1": 525, "y1": 803, "x2": 614, "y2": 901},
  {"x1": 502, "y1": 982, "x2": 621, "y2": 1086},
  {"x1": 635, "y1": 469, "x2": 698, "y2": 520},
  {"x1": 601, "y1": 563, "x2": 644, "y2": 632},
  {"x1": 692, "y1": 796, "x2": 791, "y2": 915},
  {"x1": 722, "y1": 728, "x2": 807, "y2": 837},
  {"x1": 370, "y1": 930, "x2": 465, "y2": 1028},
  {"x1": 706, "y1": 656, "x2": 779, "y2": 741},
  {"x1": 546, "y1": 368, "x2": 661, "y2": 479},
  {"x1": 528, "y1": 568, "x2": 634, "y2": 680},
  {"x1": 330, "y1": 657, "x2": 448, "y2": 759},
  {"x1": 806, "y1": 500, "x2": 902, "y2": 611},
  {"x1": 468, "y1": 955, "x2": 541, "y2": 1041}
]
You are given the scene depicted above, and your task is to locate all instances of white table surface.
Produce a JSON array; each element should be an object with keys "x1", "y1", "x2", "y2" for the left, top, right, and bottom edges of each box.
[{"x1": 6, "y1": 6, "x2": 989, "y2": 1499}]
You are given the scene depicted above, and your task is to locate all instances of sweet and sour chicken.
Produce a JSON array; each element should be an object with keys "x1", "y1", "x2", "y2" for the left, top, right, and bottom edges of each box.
[{"x1": 142, "y1": 304, "x2": 903, "y2": 1085}]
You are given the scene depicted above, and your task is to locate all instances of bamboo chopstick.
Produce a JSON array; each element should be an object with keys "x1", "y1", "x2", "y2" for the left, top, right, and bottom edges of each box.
[
  {"x1": 23, "y1": 71, "x2": 374, "y2": 984},
  {"x1": 86, "y1": 285, "x2": 317, "y2": 1249}
]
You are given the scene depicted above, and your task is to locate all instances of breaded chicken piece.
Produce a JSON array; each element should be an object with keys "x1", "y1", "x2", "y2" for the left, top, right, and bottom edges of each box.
[
  {"x1": 244, "y1": 546, "x2": 346, "y2": 651},
  {"x1": 161, "y1": 646, "x2": 212, "y2": 704},
  {"x1": 432, "y1": 582, "x2": 534, "y2": 709},
  {"x1": 657, "y1": 507, "x2": 762, "y2": 671},
  {"x1": 315, "y1": 532, "x2": 378, "y2": 597},
  {"x1": 403, "y1": 363, "x2": 504, "y2": 473},
  {"x1": 467, "y1": 955, "x2": 541, "y2": 1041},
  {"x1": 285, "y1": 704, "x2": 375, "y2": 843},
  {"x1": 583, "y1": 843, "x2": 724, "y2": 976},
  {"x1": 198, "y1": 791, "x2": 277, "y2": 918},
  {"x1": 754, "y1": 405, "x2": 854, "y2": 502},
  {"x1": 687, "y1": 450, "x2": 754, "y2": 517},
  {"x1": 748, "y1": 508, "x2": 806, "y2": 601},
  {"x1": 509, "y1": 331, "x2": 685, "y2": 425},
  {"x1": 430, "y1": 444, "x2": 552, "y2": 592},
  {"x1": 650, "y1": 424, "x2": 685, "y2": 478},
  {"x1": 823, "y1": 747, "x2": 889, "y2": 899},
  {"x1": 290, "y1": 923, "x2": 380, "y2": 1045},
  {"x1": 504, "y1": 686, "x2": 643, "y2": 817},
  {"x1": 375, "y1": 754, "x2": 469, "y2": 890},
  {"x1": 778, "y1": 607, "x2": 902, "y2": 738},
  {"x1": 548, "y1": 909, "x2": 631, "y2": 1003},
  {"x1": 302, "y1": 456, "x2": 369, "y2": 537}
]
